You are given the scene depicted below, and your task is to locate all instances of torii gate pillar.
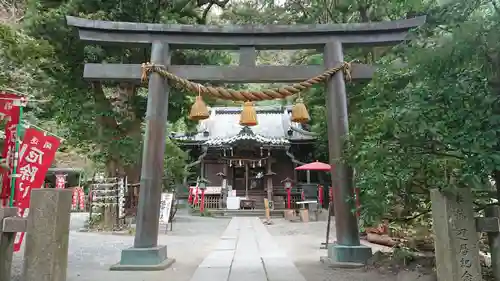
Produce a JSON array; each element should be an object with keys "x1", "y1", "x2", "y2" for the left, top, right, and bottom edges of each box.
[{"x1": 324, "y1": 41, "x2": 372, "y2": 263}]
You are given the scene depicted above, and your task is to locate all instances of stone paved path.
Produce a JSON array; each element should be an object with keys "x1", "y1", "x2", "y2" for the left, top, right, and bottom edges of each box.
[{"x1": 190, "y1": 217, "x2": 306, "y2": 281}]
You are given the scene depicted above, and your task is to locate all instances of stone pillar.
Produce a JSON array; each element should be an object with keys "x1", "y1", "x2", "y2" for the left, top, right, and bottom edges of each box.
[
  {"x1": 23, "y1": 189, "x2": 72, "y2": 281},
  {"x1": 485, "y1": 205, "x2": 500, "y2": 280},
  {"x1": 430, "y1": 188, "x2": 481, "y2": 281},
  {"x1": 0, "y1": 207, "x2": 17, "y2": 281},
  {"x1": 323, "y1": 41, "x2": 371, "y2": 263},
  {"x1": 112, "y1": 42, "x2": 175, "y2": 270}
]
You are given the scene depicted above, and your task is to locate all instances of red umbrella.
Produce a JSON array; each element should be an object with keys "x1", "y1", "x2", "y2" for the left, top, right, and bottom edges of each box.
[{"x1": 295, "y1": 160, "x2": 331, "y2": 171}]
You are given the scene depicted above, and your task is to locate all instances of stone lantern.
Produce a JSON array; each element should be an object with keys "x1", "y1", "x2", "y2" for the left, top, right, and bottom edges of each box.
[{"x1": 197, "y1": 178, "x2": 209, "y2": 212}]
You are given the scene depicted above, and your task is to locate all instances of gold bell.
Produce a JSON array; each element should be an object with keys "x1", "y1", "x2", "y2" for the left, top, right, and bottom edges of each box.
[
  {"x1": 239, "y1": 101, "x2": 258, "y2": 126},
  {"x1": 291, "y1": 98, "x2": 310, "y2": 124},
  {"x1": 189, "y1": 95, "x2": 210, "y2": 121}
]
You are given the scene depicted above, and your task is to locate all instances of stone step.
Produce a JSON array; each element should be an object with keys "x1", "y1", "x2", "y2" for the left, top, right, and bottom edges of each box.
[{"x1": 210, "y1": 209, "x2": 284, "y2": 218}]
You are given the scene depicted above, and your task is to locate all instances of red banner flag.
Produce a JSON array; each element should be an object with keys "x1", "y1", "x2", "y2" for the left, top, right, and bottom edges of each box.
[
  {"x1": 0, "y1": 93, "x2": 21, "y2": 205},
  {"x1": 78, "y1": 187, "x2": 85, "y2": 211},
  {"x1": 14, "y1": 127, "x2": 61, "y2": 208},
  {"x1": 72, "y1": 188, "x2": 78, "y2": 210}
]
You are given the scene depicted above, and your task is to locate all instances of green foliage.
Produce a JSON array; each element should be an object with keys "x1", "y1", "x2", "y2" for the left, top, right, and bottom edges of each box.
[
  {"x1": 224, "y1": 0, "x2": 499, "y2": 226},
  {"x1": 163, "y1": 137, "x2": 188, "y2": 189},
  {"x1": 347, "y1": 2, "x2": 500, "y2": 223},
  {"x1": 16, "y1": 0, "x2": 231, "y2": 183},
  {"x1": 0, "y1": 23, "x2": 54, "y2": 97}
]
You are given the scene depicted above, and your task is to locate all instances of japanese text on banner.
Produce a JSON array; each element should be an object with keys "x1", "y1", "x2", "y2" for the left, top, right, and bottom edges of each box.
[{"x1": 14, "y1": 128, "x2": 61, "y2": 208}]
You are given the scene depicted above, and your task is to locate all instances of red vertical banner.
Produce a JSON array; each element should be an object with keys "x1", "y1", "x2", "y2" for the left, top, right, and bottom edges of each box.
[
  {"x1": 72, "y1": 188, "x2": 78, "y2": 210},
  {"x1": 13, "y1": 128, "x2": 61, "y2": 252},
  {"x1": 286, "y1": 188, "x2": 291, "y2": 209},
  {"x1": 200, "y1": 189, "x2": 205, "y2": 212},
  {"x1": 14, "y1": 128, "x2": 61, "y2": 208},
  {"x1": 194, "y1": 186, "x2": 199, "y2": 205},
  {"x1": 318, "y1": 185, "x2": 324, "y2": 207},
  {"x1": 188, "y1": 186, "x2": 193, "y2": 204},
  {"x1": 78, "y1": 187, "x2": 85, "y2": 211},
  {"x1": 55, "y1": 174, "x2": 66, "y2": 189},
  {"x1": 0, "y1": 93, "x2": 21, "y2": 205}
]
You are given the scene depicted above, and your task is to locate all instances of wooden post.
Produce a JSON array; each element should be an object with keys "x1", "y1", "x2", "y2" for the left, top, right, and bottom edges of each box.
[
  {"x1": 264, "y1": 198, "x2": 271, "y2": 221},
  {"x1": 266, "y1": 159, "x2": 273, "y2": 202},
  {"x1": 111, "y1": 42, "x2": 175, "y2": 270},
  {"x1": 324, "y1": 41, "x2": 371, "y2": 263},
  {"x1": 430, "y1": 188, "x2": 481, "y2": 281},
  {"x1": 23, "y1": 189, "x2": 72, "y2": 281},
  {"x1": 245, "y1": 162, "x2": 249, "y2": 198}
]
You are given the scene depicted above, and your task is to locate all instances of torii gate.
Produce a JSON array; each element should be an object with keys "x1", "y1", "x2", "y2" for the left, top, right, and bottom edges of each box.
[{"x1": 66, "y1": 16, "x2": 425, "y2": 270}]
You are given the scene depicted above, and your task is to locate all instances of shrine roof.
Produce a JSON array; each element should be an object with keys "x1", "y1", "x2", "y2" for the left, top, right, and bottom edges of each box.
[
  {"x1": 171, "y1": 105, "x2": 315, "y2": 146},
  {"x1": 204, "y1": 126, "x2": 289, "y2": 147}
]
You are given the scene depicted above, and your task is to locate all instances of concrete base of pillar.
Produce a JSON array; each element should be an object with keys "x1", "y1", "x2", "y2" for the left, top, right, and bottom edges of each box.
[
  {"x1": 327, "y1": 243, "x2": 372, "y2": 264},
  {"x1": 110, "y1": 245, "x2": 176, "y2": 271},
  {"x1": 320, "y1": 256, "x2": 365, "y2": 268}
]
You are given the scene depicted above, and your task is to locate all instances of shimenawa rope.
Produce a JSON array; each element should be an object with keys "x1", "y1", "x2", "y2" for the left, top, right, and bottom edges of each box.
[{"x1": 141, "y1": 62, "x2": 352, "y2": 102}]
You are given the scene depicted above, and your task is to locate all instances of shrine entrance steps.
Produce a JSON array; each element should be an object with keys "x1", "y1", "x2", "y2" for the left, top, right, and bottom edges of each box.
[
  {"x1": 189, "y1": 217, "x2": 307, "y2": 281},
  {"x1": 210, "y1": 209, "x2": 285, "y2": 218}
]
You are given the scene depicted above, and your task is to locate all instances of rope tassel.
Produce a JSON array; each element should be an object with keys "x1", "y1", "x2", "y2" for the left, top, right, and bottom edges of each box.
[
  {"x1": 291, "y1": 98, "x2": 310, "y2": 124},
  {"x1": 239, "y1": 101, "x2": 258, "y2": 126},
  {"x1": 140, "y1": 62, "x2": 152, "y2": 83},
  {"x1": 189, "y1": 95, "x2": 210, "y2": 121}
]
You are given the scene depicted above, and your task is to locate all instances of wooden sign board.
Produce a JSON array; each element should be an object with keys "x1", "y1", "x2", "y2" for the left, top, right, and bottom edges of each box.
[{"x1": 159, "y1": 193, "x2": 174, "y2": 226}]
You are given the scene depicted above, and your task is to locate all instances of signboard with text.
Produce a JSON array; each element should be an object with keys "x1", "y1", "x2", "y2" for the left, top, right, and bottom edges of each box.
[{"x1": 159, "y1": 192, "x2": 174, "y2": 225}]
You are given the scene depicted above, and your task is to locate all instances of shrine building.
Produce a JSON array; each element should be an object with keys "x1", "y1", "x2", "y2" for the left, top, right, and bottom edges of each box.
[{"x1": 172, "y1": 105, "x2": 322, "y2": 210}]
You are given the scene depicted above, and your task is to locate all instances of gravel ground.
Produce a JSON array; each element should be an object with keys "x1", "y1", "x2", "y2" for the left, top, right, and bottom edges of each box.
[
  {"x1": 264, "y1": 218, "x2": 402, "y2": 281},
  {"x1": 11, "y1": 210, "x2": 229, "y2": 281},
  {"x1": 11, "y1": 213, "x2": 431, "y2": 281}
]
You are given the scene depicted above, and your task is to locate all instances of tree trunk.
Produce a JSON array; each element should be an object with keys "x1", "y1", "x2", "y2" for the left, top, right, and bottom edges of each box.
[
  {"x1": 91, "y1": 82, "x2": 142, "y2": 228},
  {"x1": 102, "y1": 158, "x2": 120, "y2": 230}
]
